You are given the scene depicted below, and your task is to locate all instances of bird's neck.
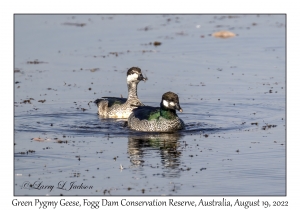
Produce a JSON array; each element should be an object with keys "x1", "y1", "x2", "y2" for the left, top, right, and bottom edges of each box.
[{"x1": 127, "y1": 81, "x2": 138, "y2": 99}]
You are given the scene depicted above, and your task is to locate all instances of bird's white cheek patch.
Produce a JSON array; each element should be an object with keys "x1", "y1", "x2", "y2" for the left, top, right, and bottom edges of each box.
[
  {"x1": 163, "y1": 100, "x2": 169, "y2": 108},
  {"x1": 127, "y1": 73, "x2": 138, "y2": 82},
  {"x1": 169, "y1": 102, "x2": 175, "y2": 106}
]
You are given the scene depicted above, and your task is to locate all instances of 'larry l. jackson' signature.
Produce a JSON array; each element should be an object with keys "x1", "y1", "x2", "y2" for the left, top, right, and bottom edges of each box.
[{"x1": 21, "y1": 181, "x2": 93, "y2": 192}]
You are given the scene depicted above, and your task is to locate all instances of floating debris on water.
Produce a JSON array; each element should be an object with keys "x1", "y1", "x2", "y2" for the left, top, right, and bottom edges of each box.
[
  {"x1": 32, "y1": 137, "x2": 45, "y2": 142},
  {"x1": 153, "y1": 41, "x2": 162, "y2": 46},
  {"x1": 212, "y1": 31, "x2": 236, "y2": 38},
  {"x1": 57, "y1": 139, "x2": 68, "y2": 143},
  {"x1": 32, "y1": 137, "x2": 68, "y2": 143},
  {"x1": 18, "y1": 150, "x2": 35, "y2": 155},
  {"x1": 262, "y1": 124, "x2": 277, "y2": 130},
  {"x1": 89, "y1": 68, "x2": 99, "y2": 72},
  {"x1": 22, "y1": 99, "x2": 31, "y2": 104},
  {"x1": 62, "y1": 22, "x2": 86, "y2": 27},
  {"x1": 27, "y1": 59, "x2": 47, "y2": 64},
  {"x1": 138, "y1": 26, "x2": 152, "y2": 31}
]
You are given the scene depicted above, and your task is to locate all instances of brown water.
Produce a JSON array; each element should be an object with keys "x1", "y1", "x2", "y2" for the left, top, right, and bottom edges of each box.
[{"x1": 14, "y1": 14, "x2": 285, "y2": 195}]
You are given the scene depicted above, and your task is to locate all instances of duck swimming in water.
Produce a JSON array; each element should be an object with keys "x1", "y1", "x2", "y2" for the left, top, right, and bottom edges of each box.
[
  {"x1": 127, "y1": 91, "x2": 184, "y2": 132},
  {"x1": 94, "y1": 67, "x2": 147, "y2": 118}
]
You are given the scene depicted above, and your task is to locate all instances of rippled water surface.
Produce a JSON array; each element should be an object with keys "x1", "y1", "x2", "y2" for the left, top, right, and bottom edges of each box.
[{"x1": 14, "y1": 14, "x2": 285, "y2": 195}]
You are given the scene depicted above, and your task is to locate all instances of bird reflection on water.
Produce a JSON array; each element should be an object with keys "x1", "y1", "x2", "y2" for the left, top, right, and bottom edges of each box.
[{"x1": 127, "y1": 133, "x2": 183, "y2": 178}]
